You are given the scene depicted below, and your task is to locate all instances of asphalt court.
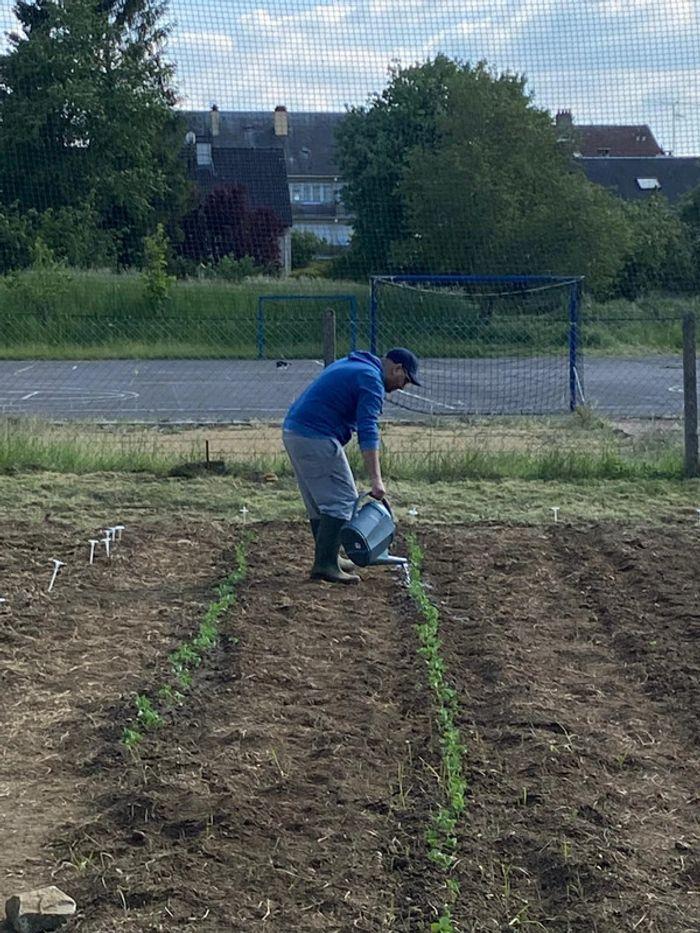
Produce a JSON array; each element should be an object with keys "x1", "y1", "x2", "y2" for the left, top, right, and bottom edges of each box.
[{"x1": 0, "y1": 355, "x2": 694, "y2": 421}]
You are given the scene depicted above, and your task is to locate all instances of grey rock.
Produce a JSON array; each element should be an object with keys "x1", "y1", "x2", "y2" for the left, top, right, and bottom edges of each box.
[{"x1": 5, "y1": 886, "x2": 76, "y2": 933}]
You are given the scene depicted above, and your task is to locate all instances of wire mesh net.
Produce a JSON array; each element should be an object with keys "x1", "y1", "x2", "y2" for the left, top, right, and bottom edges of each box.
[
  {"x1": 0, "y1": 0, "x2": 696, "y2": 450},
  {"x1": 373, "y1": 276, "x2": 578, "y2": 416}
]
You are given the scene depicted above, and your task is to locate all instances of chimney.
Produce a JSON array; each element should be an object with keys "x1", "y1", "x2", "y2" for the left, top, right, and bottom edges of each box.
[
  {"x1": 210, "y1": 104, "x2": 220, "y2": 137},
  {"x1": 274, "y1": 105, "x2": 289, "y2": 137},
  {"x1": 555, "y1": 110, "x2": 573, "y2": 128}
]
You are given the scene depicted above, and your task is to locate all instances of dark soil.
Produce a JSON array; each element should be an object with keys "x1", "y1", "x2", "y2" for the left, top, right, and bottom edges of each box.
[
  {"x1": 1, "y1": 521, "x2": 440, "y2": 932},
  {"x1": 1, "y1": 520, "x2": 698, "y2": 932},
  {"x1": 419, "y1": 523, "x2": 700, "y2": 932}
]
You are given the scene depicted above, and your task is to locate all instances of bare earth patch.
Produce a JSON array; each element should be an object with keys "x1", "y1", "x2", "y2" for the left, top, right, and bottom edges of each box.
[
  {"x1": 420, "y1": 523, "x2": 700, "y2": 931},
  {"x1": 1, "y1": 520, "x2": 698, "y2": 931}
]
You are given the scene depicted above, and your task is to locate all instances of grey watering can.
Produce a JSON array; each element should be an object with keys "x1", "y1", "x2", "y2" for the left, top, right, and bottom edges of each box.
[{"x1": 340, "y1": 493, "x2": 408, "y2": 568}]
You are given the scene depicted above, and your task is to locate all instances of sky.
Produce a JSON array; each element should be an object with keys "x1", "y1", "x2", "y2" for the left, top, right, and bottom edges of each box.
[{"x1": 1, "y1": 0, "x2": 698, "y2": 155}]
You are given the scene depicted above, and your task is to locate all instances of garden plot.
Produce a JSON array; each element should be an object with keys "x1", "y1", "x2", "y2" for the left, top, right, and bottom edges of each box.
[
  {"x1": 0, "y1": 520, "x2": 233, "y2": 916},
  {"x1": 2, "y1": 523, "x2": 444, "y2": 931},
  {"x1": 420, "y1": 523, "x2": 700, "y2": 931},
  {"x1": 2, "y1": 520, "x2": 698, "y2": 932}
]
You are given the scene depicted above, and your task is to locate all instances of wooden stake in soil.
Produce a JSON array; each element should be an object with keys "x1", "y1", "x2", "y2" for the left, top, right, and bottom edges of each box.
[{"x1": 683, "y1": 312, "x2": 699, "y2": 478}]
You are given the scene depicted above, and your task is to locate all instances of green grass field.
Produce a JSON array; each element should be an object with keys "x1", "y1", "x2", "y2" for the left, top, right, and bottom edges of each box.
[
  {"x1": 0, "y1": 414, "x2": 690, "y2": 483},
  {"x1": 0, "y1": 269, "x2": 696, "y2": 359}
]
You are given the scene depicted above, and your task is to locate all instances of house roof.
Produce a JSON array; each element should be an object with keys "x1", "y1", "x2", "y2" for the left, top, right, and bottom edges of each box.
[
  {"x1": 181, "y1": 110, "x2": 346, "y2": 177},
  {"x1": 577, "y1": 156, "x2": 700, "y2": 203},
  {"x1": 573, "y1": 124, "x2": 664, "y2": 157},
  {"x1": 191, "y1": 147, "x2": 292, "y2": 226},
  {"x1": 554, "y1": 112, "x2": 665, "y2": 157}
]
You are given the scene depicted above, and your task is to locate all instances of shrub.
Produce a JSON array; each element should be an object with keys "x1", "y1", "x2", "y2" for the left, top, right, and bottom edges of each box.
[
  {"x1": 291, "y1": 229, "x2": 326, "y2": 269},
  {"x1": 0, "y1": 210, "x2": 33, "y2": 274},
  {"x1": 142, "y1": 223, "x2": 175, "y2": 310}
]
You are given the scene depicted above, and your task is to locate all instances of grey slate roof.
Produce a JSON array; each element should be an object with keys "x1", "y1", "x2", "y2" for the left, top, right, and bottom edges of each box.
[
  {"x1": 577, "y1": 156, "x2": 700, "y2": 203},
  {"x1": 182, "y1": 110, "x2": 346, "y2": 177},
  {"x1": 191, "y1": 147, "x2": 292, "y2": 226}
]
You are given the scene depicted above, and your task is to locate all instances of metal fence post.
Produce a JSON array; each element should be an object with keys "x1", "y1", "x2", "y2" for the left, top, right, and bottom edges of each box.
[
  {"x1": 568, "y1": 280, "x2": 581, "y2": 412},
  {"x1": 256, "y1": 298, "x2": 266, "y2": 360},
  {"x1": 323, "y1": 308, "x2": 336, "y2": 367},
  {"x1": 349, "y1": 296, "x2": 358, "y2": 351},
  {"x1": 683, "y1": 311, "x2": 699, "y2": 478},
  {"x1": 369, "y1": 278, "x2": 378, "y2": 355}
]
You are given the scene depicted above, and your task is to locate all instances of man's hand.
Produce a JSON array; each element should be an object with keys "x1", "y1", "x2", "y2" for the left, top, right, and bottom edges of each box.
[
  {"x1": 362, "y1": 448, "x2": 386, "y2": 501},
  {"x1": 370, "y1": 480, "x2": 387, "y2": 501}
]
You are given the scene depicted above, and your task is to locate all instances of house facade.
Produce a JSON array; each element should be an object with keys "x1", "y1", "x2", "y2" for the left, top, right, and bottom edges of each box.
[
  {"x1": 184, "y1": 140, "x2": 293, "y2": 272},
  {"x1": 182, "y1": 107, "x2": 352, "y2": 248}
]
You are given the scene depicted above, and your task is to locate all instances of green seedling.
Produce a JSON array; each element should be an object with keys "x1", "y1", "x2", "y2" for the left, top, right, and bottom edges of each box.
[
  {"x1": 120, "y1": 535, "x2": 249, "y2": 753},
  {"x1": 157, "y1": 684, "x2": 184, "y2": 706},
  {"x1": 135, "y1": 694, "x2": 163, "y2": 729},
  {"x1": 431, "y1": 912, "x2": 456, "y2": 932},
  {"x1": 122, "y1": 726, "x2": 143, "y2": 749},
  {"x1": 407, "y1": 534, "x2": 467, "y2": 926}
]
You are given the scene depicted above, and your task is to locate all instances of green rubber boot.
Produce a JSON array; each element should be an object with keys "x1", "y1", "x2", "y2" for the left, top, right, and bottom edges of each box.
[
  {"x1": 310, "y1": 515, "x2": 360, "y2": 584},
  {"x1": 309, "y1": 518, "x2": 357, "y2": 574}
]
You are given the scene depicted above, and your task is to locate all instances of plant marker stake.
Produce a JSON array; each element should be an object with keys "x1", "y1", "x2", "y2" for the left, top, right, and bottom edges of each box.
[
  {"x1": 550, "y1": 507, "x2": 560, "y2": 524},
  {"x1": 240, "y1": 506, "x2": 249, "y2": 525},
  {"x1": 102, "y1": 535, "x2": 111, "y2": 559},
  {"x1": 113, "y1": 525, "x2": 125, "y2": 541},
  {"x1": 48, "y1": 559, "x2": 65, "y2": 593},
  {"x1": 695, "y1": 508, "x2": 700, "y2": 526},
  {"x1": 88, "y1": 539, "x2": 99, "y2": 565}
]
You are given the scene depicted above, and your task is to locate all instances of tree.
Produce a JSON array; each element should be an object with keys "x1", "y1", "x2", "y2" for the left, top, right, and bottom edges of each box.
[
  {"x1": 334, "y1": 56, "x2": 634, "y2": 293},
  {"x1": 0, "y1": 0, "x2": 189, "y2": 265},
  {"x1": 614, "y1": 195, "x2": 695, "y2": 298},
  {"x1": 179, "y1": 185, "x2": 286, "y2": 270},
  {"x1": 334, "y1": 54, "x2": 462, "y2": 273},
  {"x1": 678, "y1": 185, "x2": 700, "y2": 290}
]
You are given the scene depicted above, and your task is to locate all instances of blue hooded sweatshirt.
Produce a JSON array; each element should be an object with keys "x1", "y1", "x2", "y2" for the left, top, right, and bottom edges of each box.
[{"x1": 283, "y1": 351, "x2": 384, "y2": 451}]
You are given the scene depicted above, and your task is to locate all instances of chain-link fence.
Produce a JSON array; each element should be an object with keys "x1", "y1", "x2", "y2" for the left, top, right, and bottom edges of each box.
[
  {"x1": 0, "y1": 0, "x2": 698, "y2": 471},
  {"x1": 0, "y1": 293, "x2": 696, "y2": 422}
]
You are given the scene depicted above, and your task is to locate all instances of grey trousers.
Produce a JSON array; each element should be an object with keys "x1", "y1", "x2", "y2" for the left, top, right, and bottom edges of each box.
[{"x1": 283, "y1": 430, "x2": 358, "y2": 521}]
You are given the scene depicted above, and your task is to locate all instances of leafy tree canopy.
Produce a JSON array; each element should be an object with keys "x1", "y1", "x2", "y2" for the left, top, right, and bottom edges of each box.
[{"x1": 0, "y1": 0, "x2": 189, "y2": 265}]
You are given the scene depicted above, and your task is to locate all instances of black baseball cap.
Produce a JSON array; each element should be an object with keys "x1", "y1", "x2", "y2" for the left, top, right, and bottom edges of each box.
[{"x1": 386, "y1": 347, "x2": 421, "y2": 386}]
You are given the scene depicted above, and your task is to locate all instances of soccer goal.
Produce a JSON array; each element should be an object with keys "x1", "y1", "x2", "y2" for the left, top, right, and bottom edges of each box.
[{"x1": 370, "y1": 275, "x2": 584, "y2": 416}]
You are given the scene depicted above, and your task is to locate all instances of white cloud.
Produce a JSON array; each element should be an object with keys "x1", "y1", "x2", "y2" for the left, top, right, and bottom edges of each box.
[
  {"x1": 173, "y1": 31, "x2": 236, "y2": 53},
  {"x1": 368, "y1": 0, "x2": 425, "y2": 12}
]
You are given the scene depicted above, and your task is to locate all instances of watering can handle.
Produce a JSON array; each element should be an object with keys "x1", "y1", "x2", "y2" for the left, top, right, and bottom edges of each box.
[{"x1": 351, "y1": 492, "x2": 393, "y2": 520}]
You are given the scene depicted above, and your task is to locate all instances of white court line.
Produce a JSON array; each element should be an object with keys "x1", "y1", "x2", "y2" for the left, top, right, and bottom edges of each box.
[
  {"x1": 13, "y1": 363, "x2": 37, "y2": 374},
  {"x1": 391, "y1": 388, "x2": 462, "y2": 411}
]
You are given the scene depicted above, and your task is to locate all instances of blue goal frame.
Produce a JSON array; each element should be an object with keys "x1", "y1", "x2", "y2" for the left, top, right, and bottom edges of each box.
[
  {"x1": 256, "y1": 293, "x2": 359, "y2": 360},
  {"x1": 370, "y1": 274, "x2": 584, "y2": 412}
]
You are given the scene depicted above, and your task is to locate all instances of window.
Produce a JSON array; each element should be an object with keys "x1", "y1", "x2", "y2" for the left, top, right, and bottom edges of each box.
[
  {"x1": 636, "y1": 177, "x2": 661, "y2": 190},
  {"x1": 196, "y1": 143, "x2": 212, "y2": 166},
  {"x1": 288, "y1": 182, "x2": 336, "y2": 204}
]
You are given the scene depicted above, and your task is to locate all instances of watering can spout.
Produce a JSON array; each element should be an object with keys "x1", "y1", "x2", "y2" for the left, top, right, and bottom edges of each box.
[{"x1": 372, "y1": 553, "x2": 408, "y2": 567}]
